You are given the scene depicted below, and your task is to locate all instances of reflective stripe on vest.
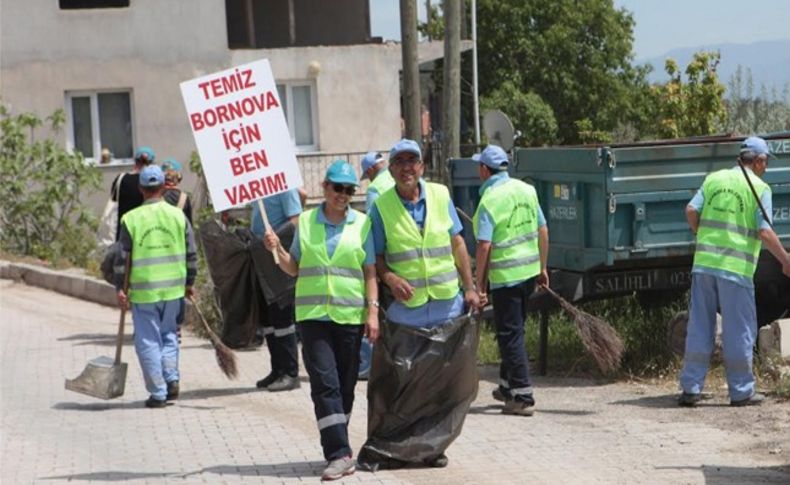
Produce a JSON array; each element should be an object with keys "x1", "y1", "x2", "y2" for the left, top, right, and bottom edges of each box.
[
  {"x1": 122, "y1": 201, "x2": 187, "y2": 304},
  {"x1": 295, "y1": 208, "x2": 371, "y2": 324},
  {"x1": 473, "y1": 178, "x2": 541, "y2": 284},
  {"x1": 375, "y1": 182, "x2": 459, "y2": 307},
  {"x1": 693, "y1": 168, "x2": 768, "y2": 278}
]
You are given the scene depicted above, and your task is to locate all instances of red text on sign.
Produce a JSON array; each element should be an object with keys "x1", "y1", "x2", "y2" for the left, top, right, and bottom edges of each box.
[
  {"x1": 229, "y1": 149, "x2": 269, "y2": 176},
  {"x1": 197, "y1": 68, "x2": 256, "y2": 100},
  {"x1": 189, "y1": 91, "x2": 280, "y2": 131},
  {"x1": 222, "y1": 122, "x2": 262, "y2": 152},
  {"x1": 224, "y1": 171, "x2": 289, "y2": 206}
]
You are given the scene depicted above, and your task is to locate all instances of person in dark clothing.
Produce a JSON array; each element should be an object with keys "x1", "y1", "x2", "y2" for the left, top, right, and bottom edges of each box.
[
  {"x1": 110, "y1": 146, "x2": 156, "y2": 240},
  {"x1": 160, "y1": 158, "x2": 193, "y2": 224}
]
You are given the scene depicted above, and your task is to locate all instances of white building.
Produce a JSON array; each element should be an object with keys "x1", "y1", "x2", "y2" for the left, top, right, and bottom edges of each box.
[{"x1": 1, "y1": 0, "x2": 447, "y2": 212}]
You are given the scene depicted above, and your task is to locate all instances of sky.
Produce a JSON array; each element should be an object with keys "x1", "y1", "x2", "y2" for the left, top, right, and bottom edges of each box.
[{"x1": 370, "y1": 0, "x2": 790, "y2": 60}]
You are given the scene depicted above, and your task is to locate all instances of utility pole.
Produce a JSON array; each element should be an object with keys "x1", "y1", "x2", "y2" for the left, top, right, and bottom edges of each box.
[
  {"x1": 400, "y1": 0, "x2": 422, "y2": 142},
  {"x1": 472, "y1": 0, "x2": 480, "y2": 145},
  {"x1": 442, "y1": 0, "x2": 461, "y2": 181}
]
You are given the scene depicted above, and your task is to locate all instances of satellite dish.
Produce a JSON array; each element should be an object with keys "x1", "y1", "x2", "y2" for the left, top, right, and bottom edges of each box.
[{"x1": 482, "y1": 110, "x2": 515, "y2": 151}]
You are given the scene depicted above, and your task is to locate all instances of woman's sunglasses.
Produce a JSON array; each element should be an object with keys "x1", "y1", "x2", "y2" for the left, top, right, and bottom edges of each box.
[{"x1": 330, "y1": 183, "x2": 356, "y2": 196}]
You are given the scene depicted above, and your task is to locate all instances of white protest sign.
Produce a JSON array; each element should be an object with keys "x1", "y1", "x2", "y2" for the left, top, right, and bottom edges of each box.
[{"x1": 180, "y1": 59, "x2": 303, "y2": 212}]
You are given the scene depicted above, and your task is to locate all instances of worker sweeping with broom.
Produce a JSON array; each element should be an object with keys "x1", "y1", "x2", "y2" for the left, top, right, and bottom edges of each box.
[
  {"x1": 115, "y1": 165, "x2": 198, "y2": 409},
  {"x1": 472, "y1": 145, "x2": 549, "y2": 416}
]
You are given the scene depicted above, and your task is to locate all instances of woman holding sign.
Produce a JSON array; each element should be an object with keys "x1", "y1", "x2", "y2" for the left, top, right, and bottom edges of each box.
[{"x1": 263, "y1": 160, "x2": 379, "y2": 481}]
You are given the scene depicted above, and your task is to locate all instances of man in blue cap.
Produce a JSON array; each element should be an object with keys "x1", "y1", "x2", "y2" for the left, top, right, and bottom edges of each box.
[
  {"x1": 115, "y1": 165, "x2": 198, "y2": 408},
  {"x1": 357, "y1": 151, "x2": 396, "y2": 380},
  {"x1": 360, "y1": 151, "x2": 396, "y2": 211},
  {"x1": 251, "y1": 185, "x2": 303, "y2": 392},
  {"x1": 472, "y1": 144, "x2": 549, "y2": 416},
  {"x1": 679, "y1": 136, "x2": 790, "y2": 407},
  {"x1": 111, "y1": 146, "x2": 156, "y2": 240},
  {"x1": 366, "y1": 138, "x2": 479, "y2": 468}
]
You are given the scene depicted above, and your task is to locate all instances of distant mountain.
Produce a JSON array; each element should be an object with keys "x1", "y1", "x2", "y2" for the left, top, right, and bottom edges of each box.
[{"x1": 639, "y1": 39, "x2": 790, "y2": 94}]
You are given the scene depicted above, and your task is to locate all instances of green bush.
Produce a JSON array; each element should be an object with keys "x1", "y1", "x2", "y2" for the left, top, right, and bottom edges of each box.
[{"x1": 0, "y1": 105, "x2": 100, "y2": 266}]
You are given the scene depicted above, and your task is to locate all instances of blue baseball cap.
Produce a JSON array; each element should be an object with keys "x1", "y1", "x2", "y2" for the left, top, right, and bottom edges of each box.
[
  {"x1": 325, "y1": 160, "x2": 359, "y2": 186},
  {"x1": 740, "y1": 136, "x2": 775, "y2": 159},
  {"x1": 139, "y1": 165, "x2": 165, "y2": 187},
  {"x1": 360, "y1": 151, "x2": 384, "y2": 179},
  {"x1": 473, "y1": 145, "x2": 509, "y2": 169},
  {"x1": 134, "y1": 146, "x2": 156, "y2": 164},
  {"x1": 160, "y1": 158, "x2": 182, "y2": 172},
  {"x1": 389, "y1": 139, "x2": 422, "y2": 161}
]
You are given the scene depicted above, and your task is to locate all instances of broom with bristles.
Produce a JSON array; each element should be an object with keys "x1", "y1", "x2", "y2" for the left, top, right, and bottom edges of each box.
[
  {"x1": 540, "y1": 286, "x2": 624, "y2": 373},
  {"x1": 188, "y1": 295, "x2": 238, "y2": 379}
]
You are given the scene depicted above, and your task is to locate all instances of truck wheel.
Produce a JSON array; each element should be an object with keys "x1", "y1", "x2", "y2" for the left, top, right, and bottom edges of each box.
[
  {"x1": 666, "y1": 311, "x2": 723, "y2": 359},
  {"x1": 666, "y1": 311, "x2": 689, "y2": 357}
]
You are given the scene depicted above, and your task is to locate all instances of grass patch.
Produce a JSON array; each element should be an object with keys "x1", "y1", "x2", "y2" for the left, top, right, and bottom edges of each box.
[{"x1": 478, "y1": 292, "x2": 688, "y2": 379}]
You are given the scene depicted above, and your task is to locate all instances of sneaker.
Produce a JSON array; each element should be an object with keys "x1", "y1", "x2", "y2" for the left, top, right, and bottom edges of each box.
[
  {"x1": 321, "y1": 456, "x2": 355, "y2": 481},
  {"x1": 256, "y1": 372, "x2": 281, "y2": 389},
  {"x1": 266, "y1": 374, "x2": 300, "y2": 392},
  {"x1": 730, "y1": 392, "x2": 765, "y2": 407},
  {"x1": 423, "y1": 453, "x2": 449, "y2": 468},
  {"x1": 502, "y1": 399, "x2": 535, "y2": 416},
  {"x1": 166, "y1": 381, "x2": 179, "y2": 401},
  {"x1": 678, "y1": 392, "x2": 701, "y2": 407},
  {"x1": 144, "y1": 396, "x2": 167, "y2": 409},
  {"x1": 492, "y1": 388, "x2": 507, "y2": 402}
]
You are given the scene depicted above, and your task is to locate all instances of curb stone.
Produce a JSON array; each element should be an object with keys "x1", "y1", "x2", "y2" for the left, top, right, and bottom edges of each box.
[{"x1": 0, "y1": 260, "x2": 117, "y2": 307}]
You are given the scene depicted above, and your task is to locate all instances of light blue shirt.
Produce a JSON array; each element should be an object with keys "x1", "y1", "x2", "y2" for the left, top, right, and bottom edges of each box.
[
  {"x1": 365, "y1": 166, "x2": 390, "y2": 212},
  {"x1": 368, "y1": 179, "x2": 465, "y2": 327},
  {"x1": 250, "y1": 189, "x2": 303, "y2": 236},
  {"x1": 688, "y1": 166, "x2": 772, "y2": 288},
  {"x1": 474, "y1": 172, "x2": 547, "y2": 289},
  {"x1": 289, "y1": 205, "x2": 375, "y2": 265}
]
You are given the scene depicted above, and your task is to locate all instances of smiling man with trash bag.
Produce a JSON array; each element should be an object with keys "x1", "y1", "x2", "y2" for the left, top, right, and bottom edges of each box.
[{"x1": 357, "y1": 139, "x2": 481, "y2": 471}]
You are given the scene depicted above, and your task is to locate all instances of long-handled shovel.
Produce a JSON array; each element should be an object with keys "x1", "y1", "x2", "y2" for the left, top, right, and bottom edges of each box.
[{"x1": 65, "y1": 259, "x2": 130, "y2": 399}]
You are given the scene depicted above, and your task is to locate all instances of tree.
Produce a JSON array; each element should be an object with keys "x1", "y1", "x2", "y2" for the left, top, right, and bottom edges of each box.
[
  {"x1": 0, "y1": 105, "x2": 100, "y2": 266},
  {"x1": 654, "y1": 51, "x2": 727, "y2": 138},
  {"x1": 480, "y1": 81, "x2": 557, "y2": 146},
  {"x1": 475, "y1": 0, "x2": 646, "y2": 144},
  {"x1": 721, "y1": 65, "x2": 790, "y2": 134}
]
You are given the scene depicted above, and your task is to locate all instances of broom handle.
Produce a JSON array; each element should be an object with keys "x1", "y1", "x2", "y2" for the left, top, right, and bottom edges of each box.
[
  {"x1": 188, "y1": 294, "x2": 222, "y2": 344},
  {"x1": 257, "y1": 198, "x2": 280, "y2": 264},
  {"x1": 114, "y1": 255, "x2": 131, "y2": 365}
]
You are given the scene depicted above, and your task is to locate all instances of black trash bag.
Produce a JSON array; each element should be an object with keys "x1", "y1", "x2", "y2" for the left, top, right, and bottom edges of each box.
[
  {"x1": 198, "y1": 220, "x2": 264, "y2": 348},
  {"x1": 100, "y1": 242, "x2": 121, "y2": 284},
  {"x1": 358, "y1": 313, "x2": 480, "y2": 470},
  {"x1": 249, "y1": 223, "x2": 296, "y2": 309}
]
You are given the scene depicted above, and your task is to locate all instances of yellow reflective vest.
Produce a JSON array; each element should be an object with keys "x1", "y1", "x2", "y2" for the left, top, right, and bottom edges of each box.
[
  {"x1": 693, "y1": 168, "x2": 768, "y2": 279},
  {"x1": 122, "y1": 201, "x2": 187, "y2": 304},
  {"x1": 474, "y1": 178, "x2": 541, "y2": 285},
  {"x1": 375, "y1": 182, "x2": 459, "y2": 307},
  {"x1": 295, "y1": 208, "x2": 371, "y2": 324}
]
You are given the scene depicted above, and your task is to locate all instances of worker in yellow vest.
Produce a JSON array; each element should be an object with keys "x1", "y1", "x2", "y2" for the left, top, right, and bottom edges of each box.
[
  {"x1": 680, "y1": 136, "x2": 790, "y2": 407},
  {"x1": 357, "y1": 151, "x2": 396, "y2": 380},
  {"x1": 263, "y1": 160, "x2": 378, "y2": 481},
  {"x1": 473, "y1": 145, "x2": 549, "y2": 417},
  {"x1": 366, "y1": 138, "x2": 479, "y2": 468},
  {"x1": 361, "y1": 151, "x2": 396, "y2": 211},
  {"x1": 115, "y1": 165, "x2": 198, "y2": 408}
]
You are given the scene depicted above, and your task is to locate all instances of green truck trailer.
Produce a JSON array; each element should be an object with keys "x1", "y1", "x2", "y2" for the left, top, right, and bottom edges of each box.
[{"x1": 452, "y1": 134, "x2": 790, "y2": 370}]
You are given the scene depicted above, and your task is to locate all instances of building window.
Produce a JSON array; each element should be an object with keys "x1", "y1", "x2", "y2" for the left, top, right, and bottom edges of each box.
[
  {"x1": 60, "y1": 0, "x2": 129, "y2": 8},
  {"x1": 276, "y1": 82, "x2": 318, "y2": 151},
  {"x1": 65, "y1": 91, "x2": 134, "y2": 164}
]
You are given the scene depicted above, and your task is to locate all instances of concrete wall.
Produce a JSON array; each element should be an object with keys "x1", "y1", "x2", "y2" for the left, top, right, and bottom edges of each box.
[{"x1": 1, "y1": 0, "x2": 402, "y2": 215}]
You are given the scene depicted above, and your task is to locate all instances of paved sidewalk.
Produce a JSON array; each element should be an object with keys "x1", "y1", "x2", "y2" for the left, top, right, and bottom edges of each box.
[{"x1": 1, "y1": 279, "x2": 789, "y2": 484}]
